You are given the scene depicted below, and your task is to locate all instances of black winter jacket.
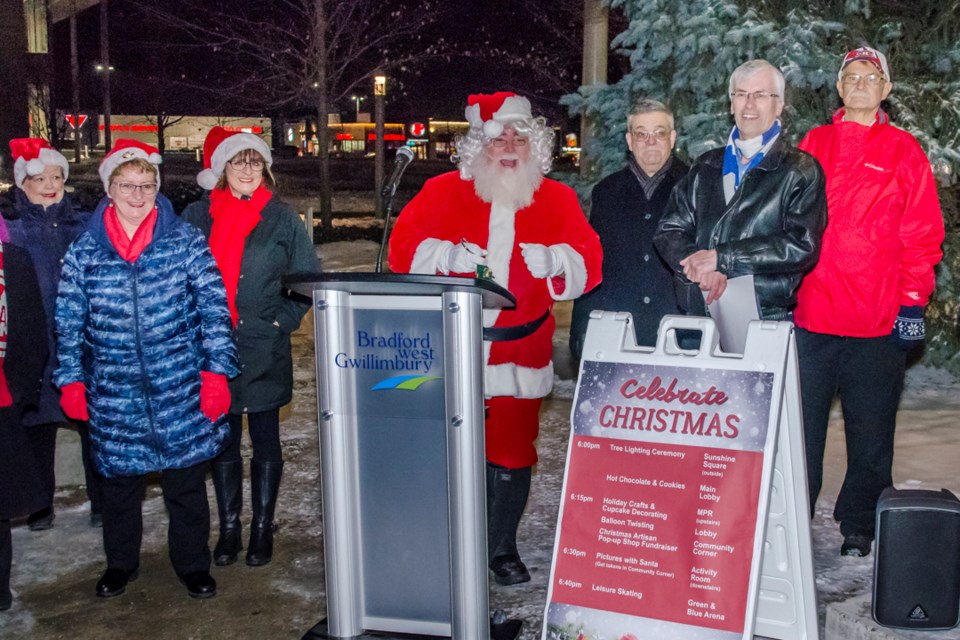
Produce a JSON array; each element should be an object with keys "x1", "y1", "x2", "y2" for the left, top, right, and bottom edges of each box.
[
  {"x1": 653, "y1": 138, "x2": 827, "y2": 320},
  {"x1": 570, "y1": 160, "x2": 688, "y2": 357},
  {"x1": 182, "y1": 192, "x2": 320, "y2": 414},
  {"x1": 2, "y1": 188, "x2": 90, "y2": 425}
]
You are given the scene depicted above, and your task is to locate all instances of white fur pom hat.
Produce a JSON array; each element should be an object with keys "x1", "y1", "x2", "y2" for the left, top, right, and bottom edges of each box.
[
  {"x1": 464, "y1": 91, "x2": 533, "y2": 139},
  {"x1": 196, "y1": 126, "x2": 273, "y2": 191},
  {"x1": 9, "y1": 138, "x2": 69, "y2": 188},
  {"x1": 99, "y1": 138, "x2": 162, "y2": 192}
]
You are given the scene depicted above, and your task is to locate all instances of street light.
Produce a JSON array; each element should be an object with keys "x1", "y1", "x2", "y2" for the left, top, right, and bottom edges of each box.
[
  {"x1": 351, "y1": 95, "x2": 365, "y2": 121},
  {"x1": 374, "y1": 73, "x2": 386, "y2": 217}
]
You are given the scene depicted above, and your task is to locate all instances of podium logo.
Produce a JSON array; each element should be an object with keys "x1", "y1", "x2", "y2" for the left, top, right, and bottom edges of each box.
[{"x1": 372, "y1": 374, "x2": 441, "y2": 391}]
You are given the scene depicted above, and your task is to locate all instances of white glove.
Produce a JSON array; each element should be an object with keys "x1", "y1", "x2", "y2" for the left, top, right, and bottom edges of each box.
[
  {"x1": 520, "y1": 243, "x2": 563, "y2": 279},
  {"x1": 443, "y1": 240, "x2": 487, "y2": 274}
]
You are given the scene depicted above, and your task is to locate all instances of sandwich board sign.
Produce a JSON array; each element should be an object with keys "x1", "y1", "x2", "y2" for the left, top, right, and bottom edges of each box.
[{"x1": 543, "y1": 314, "x2": 818, "y2": 640}]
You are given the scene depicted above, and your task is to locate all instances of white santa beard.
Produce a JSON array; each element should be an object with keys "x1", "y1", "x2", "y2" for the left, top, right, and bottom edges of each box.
[{"x1": 471, "y1": 155, "x2": 543, "y2": 209}]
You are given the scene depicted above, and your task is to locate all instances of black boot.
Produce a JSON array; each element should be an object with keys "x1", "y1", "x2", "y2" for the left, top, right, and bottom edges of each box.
[
  {"x1": 246, "y1": 460, "x2": 283, "y2": 567},
  {"x1": 211, "y1": 460, "x2": 244, "y2": 566},
  {"x1": 486, "y1": 464, "x2": 532, "y2": 586}
]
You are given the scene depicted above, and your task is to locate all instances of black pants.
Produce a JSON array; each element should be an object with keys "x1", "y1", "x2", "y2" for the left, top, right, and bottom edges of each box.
[
  {"x1": 221, "y1": 410, "x2": 282, "y2": 464},
  {"x1": 796, "y1": 328, "x2": 906, "y2": 537},
  {"x1": 0, "y1": 519, "x2": 10, "y2": 599},
  {"x1": 24, "y1": 423, "x2": 58, "y2": 511},
  {"x1": 25, "y1": 422, "x2": 104, "y2": 515},
  {"x1": 100, "y1": 462, "x2": 211, "y2": 576}
]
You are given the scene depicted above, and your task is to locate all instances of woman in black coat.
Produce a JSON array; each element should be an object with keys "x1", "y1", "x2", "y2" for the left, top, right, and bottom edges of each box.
[
  {"x1": 0, "y1": 240, "x2": 48, "y2": 611},
  {"x1": 2, "y1": 138, "x2": 101, "y2": 530},
  {"x1": 182, "y1": 127, "x2": 320, "y2": 568}
]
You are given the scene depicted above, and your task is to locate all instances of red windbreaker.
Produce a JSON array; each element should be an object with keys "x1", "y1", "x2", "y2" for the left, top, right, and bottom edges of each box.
[{"x1": 795, "y1": 110, "x2": 944, "y2": 337}]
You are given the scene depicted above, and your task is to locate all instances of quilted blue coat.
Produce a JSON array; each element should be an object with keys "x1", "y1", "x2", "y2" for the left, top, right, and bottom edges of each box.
[{"x1": 54, "y1": 194, "x2": 240, "y2": 478}]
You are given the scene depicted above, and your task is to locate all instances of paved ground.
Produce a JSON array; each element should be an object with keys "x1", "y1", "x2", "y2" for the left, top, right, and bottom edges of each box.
[{"x1": 2, "y1": 240, "x2": 958, "y2": 639}]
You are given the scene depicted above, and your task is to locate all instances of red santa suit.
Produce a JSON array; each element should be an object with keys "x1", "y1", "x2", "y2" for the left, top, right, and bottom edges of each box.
[{"x1": 389, "y1": 171, "x2": 602, "y2": 467}]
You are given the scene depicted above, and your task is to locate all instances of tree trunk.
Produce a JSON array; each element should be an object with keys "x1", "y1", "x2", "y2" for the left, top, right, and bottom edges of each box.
[
  {"x1": 315, "y1": 0, "x2": 332, "y2": 231},
  {"x1": 0, "y1": 0, "x2": 29, "y2": 177}
]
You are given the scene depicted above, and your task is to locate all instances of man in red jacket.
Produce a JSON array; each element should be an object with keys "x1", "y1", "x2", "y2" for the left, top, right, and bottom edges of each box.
[
  {"x1": 796, "y1": 46, "x2": 944, "y2": 557},
  {"x1": 389, "y1": 92, "x2": 602, "y2": 585}
]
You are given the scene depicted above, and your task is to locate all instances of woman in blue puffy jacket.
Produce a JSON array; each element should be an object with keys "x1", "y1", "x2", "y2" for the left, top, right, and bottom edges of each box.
[{"x1": 54, "y1": 139, "x2": 239, "y2": 601}]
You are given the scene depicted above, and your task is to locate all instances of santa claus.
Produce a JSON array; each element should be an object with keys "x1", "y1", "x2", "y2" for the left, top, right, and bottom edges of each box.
[{"x1": 389, "y1": 92, "x2": 602, "y2": 585}]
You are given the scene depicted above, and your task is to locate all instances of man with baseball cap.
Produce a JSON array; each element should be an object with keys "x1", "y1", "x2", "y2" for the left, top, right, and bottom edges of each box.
[{"x1": 796, "y1": 46, "x2": 944, "y2": 557}]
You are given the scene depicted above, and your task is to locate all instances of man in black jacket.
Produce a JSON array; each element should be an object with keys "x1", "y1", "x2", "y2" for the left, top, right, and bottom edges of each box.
[
  {"x1": 654, "y1": 60, "x2": 827, "y2": 322},
  {"x1": 570, "y1": 99, "x2": 688, "y2": 359}
]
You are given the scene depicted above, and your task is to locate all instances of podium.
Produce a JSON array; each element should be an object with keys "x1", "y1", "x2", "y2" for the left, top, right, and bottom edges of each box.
[{"x1": 287, "y1": 273, "x2": 514, "y2": 640}]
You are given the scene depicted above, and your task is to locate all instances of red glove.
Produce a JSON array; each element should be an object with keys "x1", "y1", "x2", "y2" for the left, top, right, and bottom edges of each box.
[
  {"x1": 60, "y1": 381, "x2": 90, "y2": 421},
  {"x1": 200, "y1": 371, "x2": 231, "y2": 422}
]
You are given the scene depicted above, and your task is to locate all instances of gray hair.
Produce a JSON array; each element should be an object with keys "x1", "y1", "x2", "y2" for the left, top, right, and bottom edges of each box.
[
  {"x1": 728, "y1": 59, "x2": 785, "y2": 103},
  {"x1": 628, "y1": 98, "x2": 675, "y2": 130},
  {"x1": 455, "y1": 117, "x2": 555, "y2": 180}
]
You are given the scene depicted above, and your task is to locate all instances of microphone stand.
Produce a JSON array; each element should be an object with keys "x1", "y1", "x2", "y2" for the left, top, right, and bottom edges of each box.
[{"x1": 375, "y1": 150, "x2": 413, "y2": 273}]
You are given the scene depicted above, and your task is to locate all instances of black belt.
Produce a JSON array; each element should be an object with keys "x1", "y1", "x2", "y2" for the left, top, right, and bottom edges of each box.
[{"x1": 483, "y1": 311, "x2": 550, "y2": 342}]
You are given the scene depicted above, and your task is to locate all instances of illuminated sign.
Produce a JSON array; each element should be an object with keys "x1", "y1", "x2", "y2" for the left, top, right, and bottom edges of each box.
[
  {"x1": 336, "y1": 133, "x2": 353, "y2": 141},
  {"x1": 367, "y1": 134, "x2": 406, "y2": 141},
  {"x1": 409, "y1": 122, "x2": 426, "y2": 137},
  {"x1": 222, "y1": 126, "x2": 264, "y2": 134},
  {"x1": 98, "y1": 124, "x2": 159, "y2": 132},
  {"x1": 64, "y1": 114, "x2": 88, "y2": 129}
]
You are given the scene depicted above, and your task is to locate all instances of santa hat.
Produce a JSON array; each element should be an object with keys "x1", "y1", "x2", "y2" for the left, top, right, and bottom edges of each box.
[
  {"x1": 99, "y1": 138, "x2": 162, "y2": 191},
  {"x1": 9, "y1": 138, "x2": 69, "y2": 188},
  {"x1": 196, "y1": 126, "x2": 273, "y2": 191},
  {"x1": 839, "y1": 46, "x2": 890, "y2": 82},
  {"x1": 465, "y1": 92, "x2": 534, "y2": 139}
]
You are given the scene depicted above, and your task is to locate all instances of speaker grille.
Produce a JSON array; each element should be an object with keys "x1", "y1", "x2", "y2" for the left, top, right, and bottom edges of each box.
[{"x1": 873, "y1": 504, "x2": 960, "y2": 629}]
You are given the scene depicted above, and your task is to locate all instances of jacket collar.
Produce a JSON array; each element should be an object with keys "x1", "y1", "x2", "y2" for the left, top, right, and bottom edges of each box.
[
  {"x1": 88, "y1": 192, "x2": 176, "y2": 253},
  {"x1": 703, "y1": 136, "x2": 789, "y2": 172},
  {"x1": 12, "y1": 187, "x2": 81, "y2": 222}
]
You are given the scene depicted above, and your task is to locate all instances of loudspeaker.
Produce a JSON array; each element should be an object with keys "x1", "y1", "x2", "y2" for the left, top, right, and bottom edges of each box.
[{"x1": 872, "y1": 487, "x2": 960, "y2": 630}]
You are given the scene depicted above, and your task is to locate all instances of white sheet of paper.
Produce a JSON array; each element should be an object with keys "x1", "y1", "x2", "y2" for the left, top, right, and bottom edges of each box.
[{"x1": 703, "y1": 274, "x2": 761, "y2": 354}]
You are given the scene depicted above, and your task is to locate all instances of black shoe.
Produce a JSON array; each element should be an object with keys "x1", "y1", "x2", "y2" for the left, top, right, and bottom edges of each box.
[
  {"x1": 840, "y1": 533, "x2": 873, "y2": 557},
  {"x1": 490, "y1": 553, "x2": 531, "y2": 586},
  {"x1": 180, "y1": 571, "x2": 217, "y2": 599},
  {"x1": 0, "y1": 589, "x2": 12, "y2": 611},
  {"x1": 95, "y1": 567, "x2": 139, "y2": 598},
  {"x1": 27, "y1": 507, "x2": 55, "y2": 531},
  {"x1": 211, "y1": 459, "x2": 244, "y2": 567},
  {"x1": 90, "y1": 512, "x2": 103, "y2": 528}
]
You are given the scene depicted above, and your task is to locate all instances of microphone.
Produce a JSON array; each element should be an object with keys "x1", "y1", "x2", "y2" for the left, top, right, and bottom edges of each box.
[
  {"x1": 380, "y1": 146, "x2": 415, "y2": 200},
  {"x1": 376, "y1": 146, "x2": 415, "y2": 273}
]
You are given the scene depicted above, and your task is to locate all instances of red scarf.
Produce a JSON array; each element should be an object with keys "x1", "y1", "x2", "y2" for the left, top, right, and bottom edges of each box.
[
  {"x1": 208, "y1": 185, "x2": 271, "y2": 326},
  {"x1": 0, "y1": 242, "x2": 11, "y2": 407},
  {"x1": 105, "y1": 204, "x2": 158, "y2": 262}
]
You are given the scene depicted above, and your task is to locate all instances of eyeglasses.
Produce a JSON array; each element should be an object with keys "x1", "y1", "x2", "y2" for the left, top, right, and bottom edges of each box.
[
  {"x1": 730, "y1": 90, "x2": 780, "y2": 102},
  {"x1": 114, "y1": 182, "x2": 158, "y2": 196},
  {"x1": 490, "y1": 137, "x2": 528, "y2": 148},
  {"x1": 227, "y1": 158, "x2": 265, "y2": 171},
  {"x1": 630, "y1": 129, "x2": 671, "y2": 143},
  {"x1": 840, "y1": 72, "x2": 886, "y2": 86}
]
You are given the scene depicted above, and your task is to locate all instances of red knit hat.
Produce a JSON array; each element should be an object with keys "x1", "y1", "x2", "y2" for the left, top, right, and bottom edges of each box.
[
  {"x1": 99, "y1": 138, "x2": 162, "y2": 191},
  {"x1": 465, "y1": 92, "x2": 533, "y2": 138},
  {"x1": 9, "y1": 138, "x2": 69, "y2": 188},
  {"x1": 196, "y1": 126, "x2": 272, "y2": 190}
]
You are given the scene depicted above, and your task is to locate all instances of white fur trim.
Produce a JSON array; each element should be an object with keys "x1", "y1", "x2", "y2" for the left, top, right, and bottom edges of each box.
[
  {"x1": 483, "y1": 120, "x2": 504, "y2": 138},
  {"x1": 465, "y1": 103, "x2": 484, "y2": 129},
  {"x1": 201, "y1": 133, "x2": 272, "y2": 190},
  {"x1": 546, "y1": 243, "x2": 588, "y2": 300},
  {"x1": 484, "y1": 361, "x2": 554, "y2": 399},
  {"x1": 494, "y1": 95, "x2": 532, "y2": 125},
  {"x1": 410, "y1": 238, "x2": 453, "y2": 274},
  {"x1": 99, "y1": 148, "x2": 162, "y2": 191},
  {"x1": 14, "y1": 148, "x2": 69, "y2": 188}
]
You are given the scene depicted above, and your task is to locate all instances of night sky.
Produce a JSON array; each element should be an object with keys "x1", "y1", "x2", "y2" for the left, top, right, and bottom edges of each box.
[{"x1": 49, "y1": 0, "x2": 590, "y2": 127}]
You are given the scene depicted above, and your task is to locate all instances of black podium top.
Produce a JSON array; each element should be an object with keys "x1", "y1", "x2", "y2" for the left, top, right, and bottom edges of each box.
[{"x1": 284, "y1": 272, "x2": 516, "y2": 309}]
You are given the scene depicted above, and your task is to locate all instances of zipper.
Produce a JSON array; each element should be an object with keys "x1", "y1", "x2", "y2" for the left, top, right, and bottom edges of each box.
[{"x1": 131, "y1": 260, "x2": 163, "y2": 467}]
